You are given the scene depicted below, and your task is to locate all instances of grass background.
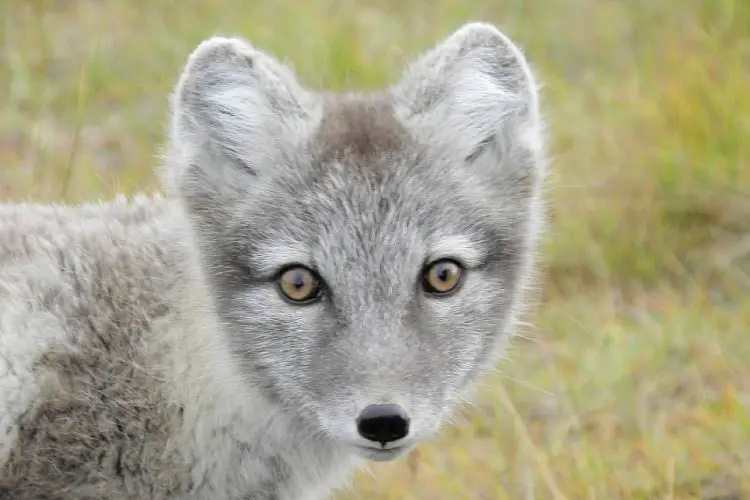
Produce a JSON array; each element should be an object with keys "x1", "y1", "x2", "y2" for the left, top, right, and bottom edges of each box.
[{"x1": 2, "y1": 0, "x2": 749, "y2": 498}]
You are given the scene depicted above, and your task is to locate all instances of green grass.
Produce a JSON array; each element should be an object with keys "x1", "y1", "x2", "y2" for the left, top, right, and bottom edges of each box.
[{"x1": 2, "y1": 0, "x2": 749, "y2": 498}]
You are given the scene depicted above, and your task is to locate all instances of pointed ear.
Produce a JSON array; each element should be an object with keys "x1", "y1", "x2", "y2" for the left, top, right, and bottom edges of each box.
[
  {"x1": 390, "y1": 22, "x2": 545, "y2": 177},
  {"x1": 163, "y1": 36, "x2": 318, "y2": 204}
]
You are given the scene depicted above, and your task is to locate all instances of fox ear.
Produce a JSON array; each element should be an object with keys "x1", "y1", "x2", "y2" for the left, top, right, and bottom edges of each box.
[
  {"x1": 391, "y1": 22, "x2": 544, "y2": 177},
  {"x1": 164, "y1": 36, "x2": 318, "y2": 205}
]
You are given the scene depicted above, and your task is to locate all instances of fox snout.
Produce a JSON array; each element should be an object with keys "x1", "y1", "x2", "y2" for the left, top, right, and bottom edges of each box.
[{"x1": 356, "y1": 403, "x2": 411, "y2": 446}]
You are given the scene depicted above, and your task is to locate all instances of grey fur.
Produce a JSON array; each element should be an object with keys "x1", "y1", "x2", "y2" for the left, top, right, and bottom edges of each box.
[{"x1": 0, "y1": 22, "x2": 547, "y2": 500}]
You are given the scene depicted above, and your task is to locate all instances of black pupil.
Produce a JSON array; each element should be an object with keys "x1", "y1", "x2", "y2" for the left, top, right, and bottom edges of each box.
[
  {"x1": 437, "y1": 264, "x2": 453, "y2": 282},
  {"x1": 292, "y1": 272, "x2": 307, "y2": 289}
]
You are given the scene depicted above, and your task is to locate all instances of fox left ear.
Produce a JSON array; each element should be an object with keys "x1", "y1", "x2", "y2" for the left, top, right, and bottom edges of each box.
[
  {"x1": 390, "y1": 22, "x2": 545, "y2": 181},
  {"x1": 163, "y1": 36, "x2": 320, "y2": 213}
]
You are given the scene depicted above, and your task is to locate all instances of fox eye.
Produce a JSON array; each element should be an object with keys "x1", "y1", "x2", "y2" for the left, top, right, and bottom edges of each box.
[
  {"x1": 422, "y1": 259, "x2": 464, "y2": 296},
  {"x1": 277, "y1": 266, "x2": 322, "y2": 304}
]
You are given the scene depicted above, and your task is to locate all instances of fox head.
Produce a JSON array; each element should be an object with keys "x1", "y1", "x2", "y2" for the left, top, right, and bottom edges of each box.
[{"x1": 165, "y1": 22, "x2": 546, "y2": 461}]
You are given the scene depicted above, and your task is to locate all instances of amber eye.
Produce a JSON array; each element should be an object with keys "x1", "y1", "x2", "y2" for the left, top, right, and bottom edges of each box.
[
  {"x1": 277, "y1": 266, "x2": 322, "y2": 304},
  {"x1": 422, "y1": 259, "x2": 464, "y2": 296}
]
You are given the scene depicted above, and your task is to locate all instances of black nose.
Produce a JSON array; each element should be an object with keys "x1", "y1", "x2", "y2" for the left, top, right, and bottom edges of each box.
[{"x1": 356, "y1": 404, "x2": 410, "y2": 445}]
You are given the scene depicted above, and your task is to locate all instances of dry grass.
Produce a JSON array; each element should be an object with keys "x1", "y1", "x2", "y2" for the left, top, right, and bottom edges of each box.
[{"x1": 2, "y1": 0, "x2": 749, "y2": 498}]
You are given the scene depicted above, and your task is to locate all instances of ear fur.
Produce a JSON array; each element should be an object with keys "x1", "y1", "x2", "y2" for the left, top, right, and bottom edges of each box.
[
  {"x1": 163, "y1": 36, "x2": 319, "y2": 204},
  {"x1": 390, "y1": 22, "x2": 545, "y2": 173}
]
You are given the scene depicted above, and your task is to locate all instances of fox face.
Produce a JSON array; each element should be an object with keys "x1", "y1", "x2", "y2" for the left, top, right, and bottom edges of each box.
[{"x1": 166, "y1": 22, "x2": 546, "y2": 461}]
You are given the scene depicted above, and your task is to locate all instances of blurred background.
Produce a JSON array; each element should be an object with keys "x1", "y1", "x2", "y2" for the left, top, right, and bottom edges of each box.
[{"x1": 2, "y1": 1, "x2": 749, "y2": 498}]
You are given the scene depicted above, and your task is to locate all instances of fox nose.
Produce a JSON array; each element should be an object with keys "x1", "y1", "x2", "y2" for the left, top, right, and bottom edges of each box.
[{"x1": 356, "y1": 404, "x2": 410, "y2": 445}]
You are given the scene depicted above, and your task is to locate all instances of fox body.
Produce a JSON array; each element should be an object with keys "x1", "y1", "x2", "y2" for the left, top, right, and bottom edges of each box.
[{"x1": 0, "y1": 22, "x2": 547, "y2": 500}]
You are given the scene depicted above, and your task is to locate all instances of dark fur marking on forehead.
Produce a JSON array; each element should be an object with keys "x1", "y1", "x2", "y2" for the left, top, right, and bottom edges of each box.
[{"x1": 314, "y1": 96, "x2": 409, "y2": 165}]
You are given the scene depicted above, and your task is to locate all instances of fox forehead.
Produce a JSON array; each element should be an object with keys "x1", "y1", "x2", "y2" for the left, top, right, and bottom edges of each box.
[
  {"x1": 228, "y1": 95, "x2": 512, "y2": 278},
  {"x1": 311, "y1": 95, "x2": 411, "y2": 168}
]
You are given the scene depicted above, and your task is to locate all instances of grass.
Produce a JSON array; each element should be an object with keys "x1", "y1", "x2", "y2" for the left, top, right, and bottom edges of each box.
[{"x1": 2, "y1": 0, "x2": 749, "y2": 498}]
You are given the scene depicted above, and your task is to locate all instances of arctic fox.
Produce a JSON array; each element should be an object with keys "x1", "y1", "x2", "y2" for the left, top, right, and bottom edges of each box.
[{"x1": 0, "y1": 21, "x2": 547, "y2": 500}]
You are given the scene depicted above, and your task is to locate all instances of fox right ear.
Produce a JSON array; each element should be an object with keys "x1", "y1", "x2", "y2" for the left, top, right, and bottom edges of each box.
[
  {"x1": 391, "y1": 23, "x2": 545, "y2": 179},
  {"x1": 164, "y1": 36, "x2": 318, "y2": 204}
]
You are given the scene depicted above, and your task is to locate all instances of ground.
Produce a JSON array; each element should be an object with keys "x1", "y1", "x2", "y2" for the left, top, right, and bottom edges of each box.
[{"x1": 2, "y1": 1, "x2": 749, "y2": 498}]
